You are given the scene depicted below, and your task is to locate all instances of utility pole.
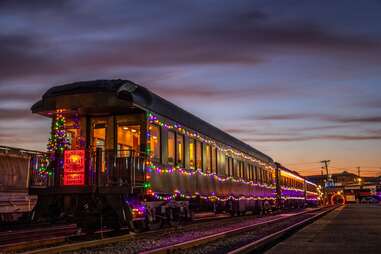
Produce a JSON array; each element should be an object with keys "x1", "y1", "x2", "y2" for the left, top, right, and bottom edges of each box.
[
  {"x1": 320, "y1": 160, "x2": 330, "y2": 205},
  {"x1": 357, "y1": 166, "x2": 360, "y2": 178},
  {"x1": 320, "y1": 160, "x2": 330, "y2": 178}
]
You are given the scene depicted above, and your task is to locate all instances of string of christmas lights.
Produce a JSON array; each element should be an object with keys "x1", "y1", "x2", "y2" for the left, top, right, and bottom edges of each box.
[
  {"x1": 145, "y1": 112, "x2": 319, "y2": 203},
  {"x1": 145, "y1": 162, "x2": 276, "y2": 189},
  {"x1": 148, "y1": 113, "x2": 274, "y2": 170}
]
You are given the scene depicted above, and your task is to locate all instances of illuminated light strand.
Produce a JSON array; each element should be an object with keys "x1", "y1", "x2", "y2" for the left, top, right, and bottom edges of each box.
[
  {"x1": 279, "y1": 169, "x2": 305, "y2": 182},
  {"x1": 38, "y1": 109, "x2": 80, "y2": 177},
  {"x1": 148, "y1": 113, "x2": 274, "y2": 170},
  {"x1": 149, "y1": 190, "x2": 276, "y2": 202},
  {"x1": 146, "y1": 113, "x2": 313, "y2": 202},
  {"x1": 305, "y1": 180, "x2": 318, "y2": 186},
  {"x1": 146, "y1": 162, "x2": 277, "y2": 189},
  {"x1": 306, "y1": 190, "x2": 319, "y2": 195},
  {"x1": 282, "y1": 196, "x2": 308, "y2": 200},
  {"x1": 281, "y1": 186, "x2": 305, "y2": 192}
]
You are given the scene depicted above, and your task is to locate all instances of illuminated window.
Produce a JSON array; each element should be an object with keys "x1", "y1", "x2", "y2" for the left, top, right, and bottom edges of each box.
[
  {"x1": 189, "y1": 138, "x2": 196, "y2": 169},
  {"x1": 247, "y1": 164, "x2": 253, "y2": 181},
  {"x1": 234, "y1": 159, "x2": 239, "y2": 178},
  {"x1": 225, "y1": 156, "x2": 229, "y2": 176},
  {"x1": 117, "y1": 122, "x2": 141, "y2": 157},
  {"x1": 237, "y1": 161, "x2": 241, "y2": 178},
  {"x1": 66, "y1": 119, "x2": 81, "y2": 149},
  {"x1": 149, "y1": 125, "x2": 161, "y2": 162},
  {"x1": 229, "y1": 157, "x2": 234, "y2": 177},
  {"x1": 211, "y1": 147, "x2": 217, "y2": 174},
  {"x1": 205, "y1": 144, "x2": 211, "y2": 173},
  {"x1": 176, "y1": 134, "x2": 184, "y2": 167},
  {"x1": 196, "y1": 141, "x2": 202, "y2": 170},
  {"x1": 167, "y1": 131, "x2": 175, "y2": 165},
  {"x1": 240, "y1": 161, "x2": 245, "y2": 179},
  {"x1": 258, "y1": 168, "x2": 263, "y2": 183},
  {"x1": 263, "y1": 170, "x2": 268, "y2": 183},
  {"x1": 91, "y1": 118, "x2": 107, "y2": 172}
]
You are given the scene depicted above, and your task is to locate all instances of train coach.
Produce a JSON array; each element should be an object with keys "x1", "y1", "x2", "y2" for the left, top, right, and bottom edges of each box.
[
  {"x1": 0, "y1": 146, "x2": 43, "y2": 224},
  {"x1": 29, "y1": 79, "x2": 318, "y2": 230}
]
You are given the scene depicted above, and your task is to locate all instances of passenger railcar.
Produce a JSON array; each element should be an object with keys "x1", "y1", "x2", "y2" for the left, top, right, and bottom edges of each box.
[
  {"x1": 29, "y1": 80, "x2": 318, "y2": 230},
  {"x1": 0, "y1": 146, "x2": 43, "y2": 224}
]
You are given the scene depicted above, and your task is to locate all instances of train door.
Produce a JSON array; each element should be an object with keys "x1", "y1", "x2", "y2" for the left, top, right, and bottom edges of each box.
[
  {"x1": 90, "y1": 117, "x2": 108, "y2": 186},
  {"x1": 115, "y1": 115, "x2": 144, "y2": 187}
]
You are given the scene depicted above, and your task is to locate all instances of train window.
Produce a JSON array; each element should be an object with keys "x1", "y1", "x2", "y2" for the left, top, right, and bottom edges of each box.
[
  {"x1": 189, "y1": 138, "x2": 196, "y2": 169},
  {"x1": 229, "y1": 158, "x2": 235, "y2": 177},
  {"x1": 211, "y1": 147, "x2": 217, "y2": 174},
  {"x1": 196, "y1": 141, "x2": 202, "y2": 170},
  {"x1": 176, "y1": 134, "x2": 184, "y2": 167},
  {"x1": 149, "y1": 124, "x2": 161, "y2": 162},
  {"x1": 117, "y1": 122, "x2": 141, "y2": 157},
  {"x1": 91, "y1": 118, "x2": 107, "y2": 172},
  {"x1": 225, "y1": 156, "x2": 229, "y2": 176},
  {"x1": 239, "y1": 161, "x2": 245, "y2": 179},
  {"x1": 66, "y1": 119, "x2": 81, "y2": 149},
  {"x1": 248, "y1": 164, "x2": 253, "y2": 181},
  {"x1": 263, "y1": 170, "x2": 267, "y2": 183},
  {"x1": 258, "y1": 168, "x2": 263, "y2": 183},
  {"x1": 205, "y1": 144, "x2": 212, "y2": 173},
  {"x1": 167, "y1": 131, "x2": 175, "y2": 165},
  {"x1": 236, "y1": 161, "x2": 240, "y2": 178}
]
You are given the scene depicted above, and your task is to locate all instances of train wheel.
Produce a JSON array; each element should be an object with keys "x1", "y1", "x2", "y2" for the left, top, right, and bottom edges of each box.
[
  {"x1": 131, "y1": 220, "x2": 147, "y2": 233},
  {"x1": 147, "y1": 216, "x2": 163, "y2": 230},
  {"x1": 169, "y1": 208, "x2": 182, "y2": 227}
]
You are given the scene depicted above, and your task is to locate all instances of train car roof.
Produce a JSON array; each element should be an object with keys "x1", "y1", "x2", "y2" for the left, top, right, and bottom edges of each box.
[
  {"x1": 277, "y1": 163, "x2": 306, "y2": 181},
  {"x1": 32, "y1": 79, "x2": 273, "y2": 163}
]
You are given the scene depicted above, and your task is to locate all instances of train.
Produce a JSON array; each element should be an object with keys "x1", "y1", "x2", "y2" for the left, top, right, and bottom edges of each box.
[
  {"x1": 29, "y1": 79, "x2": 320, "y2": 231},
  {"x1": 0, "y1": 146, "x2": 43, "y2": 224}
]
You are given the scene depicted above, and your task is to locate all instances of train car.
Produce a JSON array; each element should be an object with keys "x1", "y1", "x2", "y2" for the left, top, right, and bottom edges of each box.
[
  {"x1": 275, "y1": 164, "x2": 306, "y2": 208},
  {"x1": 0, "y1": 146, "x2": 43, "y2": 224},
  {"x1": 305, "y1": 180, "x2": 319, "y2": 206},
  {"x1": 29, "y1": 79, "x2": 314, "y2": 230}
]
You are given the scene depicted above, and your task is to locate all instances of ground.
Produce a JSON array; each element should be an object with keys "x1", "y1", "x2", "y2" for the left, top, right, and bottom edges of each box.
[{"x1": 266, "y1": 204, "x2": 381, "y2": 254}]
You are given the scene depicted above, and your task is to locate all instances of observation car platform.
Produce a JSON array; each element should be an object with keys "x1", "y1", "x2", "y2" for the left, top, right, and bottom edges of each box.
[{"x1": 266, "y1": 204, "x2": 381, "y2": 254}]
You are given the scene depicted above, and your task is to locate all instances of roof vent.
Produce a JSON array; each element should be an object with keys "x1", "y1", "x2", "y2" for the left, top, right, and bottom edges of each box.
[{"x1": 117, "y1": 82, "x2": 138, "y2": 94}]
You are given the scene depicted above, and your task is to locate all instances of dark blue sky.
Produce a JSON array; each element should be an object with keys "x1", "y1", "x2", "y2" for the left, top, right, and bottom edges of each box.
[{"x1": 0, "y1": 0, "x2": 380, "y2": 176}]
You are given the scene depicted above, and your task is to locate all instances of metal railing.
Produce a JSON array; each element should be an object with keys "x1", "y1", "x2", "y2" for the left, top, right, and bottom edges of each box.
[
  {"x1": 29, "y1": 149, "x2": 146, "y2": 192},
  {"x1": 92, "y1": 148, "x2": 146, "y2": 191}
]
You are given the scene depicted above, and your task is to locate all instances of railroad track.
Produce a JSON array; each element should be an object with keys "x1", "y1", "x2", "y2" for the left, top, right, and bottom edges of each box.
[
  {"x1": 142, "y1": 205, "x2": 339, "y2": 254},
  {"x1": 11, "y1": 207, "x2": 331, "y2": 254},
  {"x1": 0, "y1": 212, "x2": 232, "y2": 253},
  {"x1": 0, "y1": 224, "x2": 78, "y2": 253}
]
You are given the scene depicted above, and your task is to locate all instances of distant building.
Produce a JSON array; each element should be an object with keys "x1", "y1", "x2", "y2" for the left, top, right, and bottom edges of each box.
[{"x1": 306, "y1": 171, "x2": 381, "y2": 203}]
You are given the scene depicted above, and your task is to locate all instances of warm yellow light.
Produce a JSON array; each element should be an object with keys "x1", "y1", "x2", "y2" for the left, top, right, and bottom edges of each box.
[{"x1": 131, "y1": 129, "x2": 137, "y2": 133}]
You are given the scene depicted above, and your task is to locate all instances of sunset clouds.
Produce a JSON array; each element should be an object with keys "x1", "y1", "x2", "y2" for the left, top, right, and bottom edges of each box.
[{"x1": 0, "y1": 0, "x2": 380, "y2": 176}]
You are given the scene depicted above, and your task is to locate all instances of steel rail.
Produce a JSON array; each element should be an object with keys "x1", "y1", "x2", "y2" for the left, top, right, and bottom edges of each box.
[
  {"x1": 140, "y1": 206, "x2": 335, "y2": 254},
  {"x1": 9, "y1": 211, "x2": 235, "y2": 254},
  {"x1": 227, "y1": 205, "x2": 341, "y2": 254}
]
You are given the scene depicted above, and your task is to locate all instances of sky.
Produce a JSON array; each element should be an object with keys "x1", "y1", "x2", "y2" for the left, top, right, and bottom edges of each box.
[{"x1": 0, "y1": 0, "x2": 381, "y2": 176}]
